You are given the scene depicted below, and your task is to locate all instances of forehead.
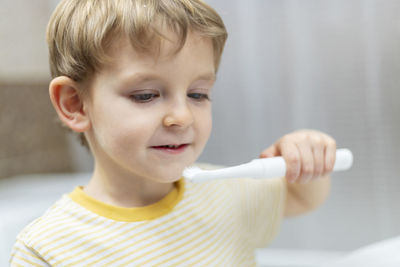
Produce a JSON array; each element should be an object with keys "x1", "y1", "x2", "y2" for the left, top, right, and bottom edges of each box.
[{"x1": 102, "y1": 31, "x2": 216, "y2": 78}]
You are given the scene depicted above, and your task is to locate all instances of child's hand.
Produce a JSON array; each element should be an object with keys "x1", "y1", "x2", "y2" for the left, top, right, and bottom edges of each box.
[{"x1": 260, "y1": 130, "x2": 336, "y2": 184}]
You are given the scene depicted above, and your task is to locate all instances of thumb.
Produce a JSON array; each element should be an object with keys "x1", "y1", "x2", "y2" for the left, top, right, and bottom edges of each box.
[{"x1": 260, "y1": 144, "x2": 279, "y2": 158}]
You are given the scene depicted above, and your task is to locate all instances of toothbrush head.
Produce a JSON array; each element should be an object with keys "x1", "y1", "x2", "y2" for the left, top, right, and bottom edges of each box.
[{"x1": 182, "y1": 166, "x2": 203, "y2": 180}]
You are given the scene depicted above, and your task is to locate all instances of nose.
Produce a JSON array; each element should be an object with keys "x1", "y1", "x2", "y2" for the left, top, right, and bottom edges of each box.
[{"x1": 163, "y1": 98, "x2": 194, "y2": 128}]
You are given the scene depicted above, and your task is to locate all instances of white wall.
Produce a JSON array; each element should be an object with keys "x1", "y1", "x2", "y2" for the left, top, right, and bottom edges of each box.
[{"x1": 204, "y1": 0, "x2": 400, "y2": 251}]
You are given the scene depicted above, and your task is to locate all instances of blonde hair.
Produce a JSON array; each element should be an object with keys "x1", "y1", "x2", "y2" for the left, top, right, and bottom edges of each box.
[
  {"x1": 47, "y1": 0, "x2": 227, "y2": 83},
  {"x1": 47, "y1": 0, "x2": 227, "y2": 148}
]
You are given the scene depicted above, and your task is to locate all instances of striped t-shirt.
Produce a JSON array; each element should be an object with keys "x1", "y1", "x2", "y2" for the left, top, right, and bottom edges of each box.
[{"x1": 10, "y1": 177, "x2": 285, "y2": 266}]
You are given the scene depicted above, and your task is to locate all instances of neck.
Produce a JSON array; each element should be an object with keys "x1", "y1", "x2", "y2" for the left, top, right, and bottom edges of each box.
[{"x1": 83, "y1": 164, "x2": 175, "y2": 208}]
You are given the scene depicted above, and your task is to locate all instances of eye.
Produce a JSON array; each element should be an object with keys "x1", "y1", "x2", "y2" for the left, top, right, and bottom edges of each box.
[
  {"x1": 130, "y1": 93, "x2": 159, "y2": 103},
  {"x1": 188, "y1": 93, "x2": 210, "y2": 101}
]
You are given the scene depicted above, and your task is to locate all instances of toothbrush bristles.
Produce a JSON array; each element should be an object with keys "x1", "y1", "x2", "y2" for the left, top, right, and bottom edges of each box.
[{"x1": 183, "y1": 166, "x2": 202, "y2": 179}]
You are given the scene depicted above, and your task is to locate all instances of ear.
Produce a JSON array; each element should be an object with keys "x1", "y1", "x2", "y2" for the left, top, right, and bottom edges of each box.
[{"x1": 49, "y1": 76, "x2": 91, "y2": 133}]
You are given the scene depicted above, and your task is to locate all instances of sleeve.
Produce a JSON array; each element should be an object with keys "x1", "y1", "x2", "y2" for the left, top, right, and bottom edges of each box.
[
  {"x1": 234, "y1": 177, "x2": 287, "y2": 248},
  {"x1": 10, "y1": 239, "x2": 49, "y2": 267}
]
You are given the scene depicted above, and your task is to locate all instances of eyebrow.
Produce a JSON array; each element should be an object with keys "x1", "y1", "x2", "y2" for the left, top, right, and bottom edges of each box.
[
  {"x1": 196, "y1": 73, "x2": 217, "y2": 81},
  {"x1": 122, "y1": 73, "x2": 162, "y2": 84},
  {"x1": 121, "y1": 72, "x2": 216, "y2": 85}
]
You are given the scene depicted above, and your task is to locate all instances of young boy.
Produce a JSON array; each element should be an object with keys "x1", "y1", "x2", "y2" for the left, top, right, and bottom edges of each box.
[{"x1": 10, "y1": 0, "x2": 336, "y2": 266}]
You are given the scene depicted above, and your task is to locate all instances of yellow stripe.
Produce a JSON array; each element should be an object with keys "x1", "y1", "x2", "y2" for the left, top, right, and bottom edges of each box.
[
  {"x1": 64, "y1": 185, "x2": 214, "y2": 266},
  {"x1": 215, "y1": 216, "x2": 258, "y2": 266},
  {"x1": 10, "y1": 262, "x2": 24, "y2": 267},
  {"x1": 27, "y1": 198, "x2": 80, "y2": 238},
  {"x1": 93, "y1": 185, "x2": 224, "y2": 266},
  {"x1": 13, "y1": 242, "x2": 46, "y2": 263},
  {"x1": 202, "y1": 232, "x2": 242, "y2": 266},
  {"x1": 52, "y1": 221, "x2": 130, "y2": 265},
  {"x1": 61, "y1": 217, "x2": 159, "y2": 265},
  {"x1": 168, "y1": 206, "x2": 235, "y2": 265},
  {"x1": 187, "y1": 228, "x2": 236, "y2": 266},
  {"x1": 12, "y1": 254, "x2": 43, "y2": 267},
  {"x1": 152, "y1": 209, "x2": 236, "y2": 266},
  {"x1": 42, "y1": 216, "x2": 108, "y2": 258},
  {"x1": 93, "y1": 205, "x2": 209, "y2": 265},
  {"x1": 135, "y1": 188, "x2": 233, "y2": 265},
  {"x1": 196, "y1": 201, "x2": 247, "y2": 266},
  {"x1": 113, "y1": 187, "x2": 232, "y2": 266},
  {"x1": 29, "y1": 204, "x2": 90, "y2": 242},
  {"x1": 33, "y1": 211, "x2": 96, "y2": 247},
  {"x1": 45, "y1": 219, "x2": 117, "y2": 259},
  {"x1": 173, "y1": 197, "x2": 237, "y2": 266},
  {"x1": 26, "y1": 204, "x2": 66, "y2": 240}
]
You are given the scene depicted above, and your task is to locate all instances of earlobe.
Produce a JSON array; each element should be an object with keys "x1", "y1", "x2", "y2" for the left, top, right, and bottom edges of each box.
[{"x1": 49, "y1": 76, "x2": 91, "y2": 133}]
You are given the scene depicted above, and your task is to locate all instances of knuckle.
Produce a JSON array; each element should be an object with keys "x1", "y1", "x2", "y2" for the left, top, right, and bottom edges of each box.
[
  {"x1": 286, "y1": 172, "x2": 295, "y2": 180},
  {"x1": 314, "y1": 159, "x2": 323, "y2": 169},
  {"x1": 287, "y1": 154, "x2": 299, "y2": 164},
  {"x1": 302, "y1": 165, "x2": 314, "y2": 176},
  {"x1": 327, "y1": 138, "x2": 336, "y2": 147},
  {"x1": 299, "y1": 133, "x2": 308, "y2": 142},
  {"x1": 286, "y1": 168, "x2": 299, "y2": 180},
  {"x1": 310, "y1": 135, "x2": 322, "y2": 144},
  {"x1": 326, "y1": 161, "x2": 335, "y2": 171},
  {"x1": 315, "y1": 168, "x2": 323, "y2": 177}
]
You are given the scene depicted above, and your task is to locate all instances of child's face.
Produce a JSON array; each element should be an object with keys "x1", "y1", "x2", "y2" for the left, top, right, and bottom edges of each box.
[{"x1": 84, "y1": 32, "x2": 215, "y2": 183}]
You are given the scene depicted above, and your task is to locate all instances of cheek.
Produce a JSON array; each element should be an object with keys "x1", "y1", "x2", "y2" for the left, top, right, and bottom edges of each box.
[
  {"x1": 90, "y1": 106, "x2": 157, "y2": 152},
  {"x1": 197, "y1": 108, "x2": 212, "y2": 143},
  {"x1": 111, "y1": 118, "x2": 156, "y2": 146},
  {"x1": 205, "y1": 114, "x2": 212, "y2": 139}
]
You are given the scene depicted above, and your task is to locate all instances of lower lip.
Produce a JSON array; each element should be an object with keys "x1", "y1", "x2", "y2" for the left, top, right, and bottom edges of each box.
[{"x1": 150, "y1": 144, "x2": 189, "y2": 155}]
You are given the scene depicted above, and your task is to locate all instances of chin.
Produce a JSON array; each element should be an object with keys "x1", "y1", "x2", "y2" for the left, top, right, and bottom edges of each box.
[{"x1": 150, "y1": 168, "x2": 185, "y2": 184}]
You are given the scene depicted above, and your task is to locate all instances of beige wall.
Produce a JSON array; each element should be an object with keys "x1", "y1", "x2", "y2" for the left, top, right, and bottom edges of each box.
[{"x1": 0, "y1": 82, "x2": 75, "y2": 178}]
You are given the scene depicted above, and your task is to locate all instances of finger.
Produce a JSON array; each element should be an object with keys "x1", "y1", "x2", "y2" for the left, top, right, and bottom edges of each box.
[
  {"x1": 324, "y1": 138, "x2": 337, "y2": 174},
  {"x1": 312, "y1": 143, "x2": 325, "y2": 178},
  {"x1": 280, "y1": 142, "x2": 301, "y2": 183},
  {"x1": 260, "y1": 145, "x2": 279, "y2": 158},
  {"x1": 296, "y1": 142, "x2": 314, "y2": 183}
]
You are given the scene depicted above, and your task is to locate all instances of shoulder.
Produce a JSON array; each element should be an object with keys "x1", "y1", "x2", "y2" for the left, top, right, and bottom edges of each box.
[
  {"x1": 16, "y1": 195, "x2": 76, "y2": 245},
  {"x1": 11, "y1": 195, "x2": 76, "y2": 265}
]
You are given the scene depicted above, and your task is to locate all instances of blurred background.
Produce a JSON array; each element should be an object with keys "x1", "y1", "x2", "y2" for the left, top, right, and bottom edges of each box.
[{"x1": 1, "y1": 0, "x2": 400, "y2": 265}]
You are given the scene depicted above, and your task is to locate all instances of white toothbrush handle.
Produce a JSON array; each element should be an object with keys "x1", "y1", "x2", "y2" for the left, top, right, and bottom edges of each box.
[
  {"x1": 187, "y1": 148, "x2": 353, "y2": 182},
  {"x1": 251, "y1": 148, "x2": 353, "y2": 178}
]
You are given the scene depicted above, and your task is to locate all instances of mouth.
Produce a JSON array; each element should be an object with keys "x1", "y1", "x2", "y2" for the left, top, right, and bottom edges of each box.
[{"x1": 150, "y1": 144, "x2": 190, "y2": 154}]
